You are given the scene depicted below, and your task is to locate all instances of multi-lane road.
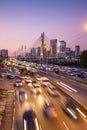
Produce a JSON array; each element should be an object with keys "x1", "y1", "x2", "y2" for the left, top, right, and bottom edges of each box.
[
  {"x1": 14, "y1": 73, "x2": 87, "y2": 130},
  {"x1": 0, "y1": 70, "x2": 87, "y2": 130},
  {"x1": 38, "y1": 70, "x2": 87, "y2": 109}
]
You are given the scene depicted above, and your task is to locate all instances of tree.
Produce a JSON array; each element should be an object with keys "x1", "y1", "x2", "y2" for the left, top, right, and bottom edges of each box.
[{"x1": 80, "y1": 50, "x2": 87, "y2": 67}]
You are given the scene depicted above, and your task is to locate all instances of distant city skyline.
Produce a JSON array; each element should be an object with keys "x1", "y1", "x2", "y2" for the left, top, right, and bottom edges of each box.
[{"x1": 0, "y1": 0, "x2": 87, "y2": 55}]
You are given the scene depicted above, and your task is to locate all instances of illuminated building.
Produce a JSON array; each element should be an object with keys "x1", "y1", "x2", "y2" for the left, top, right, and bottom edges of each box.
[
  {"x1": 50, "y1": 39, "x2": 58, "y2": 58},
  {"x1": 58, "y1": 41, "x2": 66, "y2": 58}
]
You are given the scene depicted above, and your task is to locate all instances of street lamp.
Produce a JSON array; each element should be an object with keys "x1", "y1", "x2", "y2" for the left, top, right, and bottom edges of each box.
[
  {"x1": 84, "y1": 24, "x2": 87, "y2": 30},
  {"x1": 44, "y1": 44, "x2": 48, "y2": 49}
]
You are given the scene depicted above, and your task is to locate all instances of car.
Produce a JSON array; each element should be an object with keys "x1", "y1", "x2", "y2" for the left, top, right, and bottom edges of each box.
[
  {"x1": 62, "y1": 98, "x2": 78, "y2": 119},
  {"x1": 0, "y1": 72, "x2": 7, "y2": 77},
  {"x1": 19, "y1": 74, "x2": 25, "y2": 79},
  {"x1": 31, "y1": 84, "x2": 42, "y2": 94},
  {"x1": 32, "y1": 80, "x2": 37, "y2": 84},
  {"x1": 53, "y1": 68, "x2": 59, "y2": 73},
  {"x1": 47, "y1": 85, "x2": 59, "y2": 96},
  {"x1": 7, "y1": 73, "x2": 15, "y2": 79},
  {"x1": 14, "y1": 80, "x2": 23, "y2": 87},
  {"x1": 40, "y1": 77, "x2": 50, "y2": 87},
  {"x1": 28, "y1": 71, "x2": 34, "y2": 76},
  {"x1": 25, "y1": 77, "x2": 32, "y2": 84},
  {"x1": 23, "y1": 110, "x2": 41, "y2": 130},
  {"x1": 19, "y1": 90, "x2": 28, "y2": 102},
  {"x1": 36, "y1": 75, "x2": 41, "y2": 81},
  {"x1": 43, "y1": 101, "x2": 57, "y2": 119},
  {"x1": 27, "y1": 80, "x2": 32, "y2": 87}
]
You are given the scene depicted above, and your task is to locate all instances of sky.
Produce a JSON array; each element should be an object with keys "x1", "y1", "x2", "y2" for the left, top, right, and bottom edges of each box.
[{"x1": 0, "y1": 0, "x2": 87, "y2": 55}]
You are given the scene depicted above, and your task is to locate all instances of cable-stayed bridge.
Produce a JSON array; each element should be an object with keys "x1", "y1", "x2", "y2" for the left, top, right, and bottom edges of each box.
[
  {"x1": 15, "y1": 32, "x2": 50, "y2": 63},
  {"x1": 15, "y1": 31, "x2": 87, "y2": 63},
  {"x1": 31, "y1": 32, "x2": 50, "y2": 50},
  {"x1": 30, "y1": 32, "x2": 50, "y2": 63}
]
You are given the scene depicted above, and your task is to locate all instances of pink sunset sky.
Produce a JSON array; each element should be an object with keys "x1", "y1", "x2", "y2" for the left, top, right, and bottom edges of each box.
[{"x1": 0, "y1": 0, "x2": 87, "y2": 55}]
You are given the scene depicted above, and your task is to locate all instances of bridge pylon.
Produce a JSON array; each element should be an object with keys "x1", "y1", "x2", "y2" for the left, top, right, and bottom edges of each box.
[{"x1": 41, "y1": 32, "x2": 47, "y2": 64}]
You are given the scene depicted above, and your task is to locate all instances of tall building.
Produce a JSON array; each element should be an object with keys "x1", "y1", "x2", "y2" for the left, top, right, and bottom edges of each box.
[
  {"x1": 31, "y1": 48, "x2": 36, "y2": 58},
  {"x1": 25, "y1": 52, "x2": 31, "y2": 59},
  {"x1": 70, "y1": 50, "x2": 75, "y2": 59},
  {"x1": 58, "y1": 41, "x2": 66, "y2": 58},
  {"x1": 47, "y1": 49, "x2": 51, "y2": 58},
  {"x1": 65, "y1": 48, "x2": 75, "y2": 62},
  {"x1": 75, "y1": 45, "x2": 80, "y2": 57},
  {"x1": 66, "y1": 48, "x2": 71, "y2": 54},
  {"x1": 36, "y1": 47, "x2": 41, "y2": 58},
  {"x1": 65, "y1": 48, "x2": 71, "y2": 60},
  {"x1": 0, "y1": 49, "x2": 8, "y2": 58},
  {"x1": 50, "y1": 39, "x2": 58, "y2": 58}
]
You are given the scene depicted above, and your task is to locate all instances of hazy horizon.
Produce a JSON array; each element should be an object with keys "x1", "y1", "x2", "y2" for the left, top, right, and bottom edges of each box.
[{"x1": 0, "y1": 0, "x2": 87, "y2": 55}]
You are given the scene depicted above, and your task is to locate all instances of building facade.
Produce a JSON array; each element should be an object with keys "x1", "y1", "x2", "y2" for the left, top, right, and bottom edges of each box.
[
  {"x1": 31, "y1": 48, "x2": 36, "y2": 58},
  {"x1": 58, "y1": 41, "x2": 66, "y2": 58},
  {"x1": 75, "y1": 45, "x2": 80, "y2": 57},
  {"x1": 0, "y1": 49, "x2": 8, "y2": 58},
  {"x1": 36, "y1": 47, "x2": 41, "y2": 58},
  {"x1": 50, "y1": 39, "x2": 58, "y2": 58}
]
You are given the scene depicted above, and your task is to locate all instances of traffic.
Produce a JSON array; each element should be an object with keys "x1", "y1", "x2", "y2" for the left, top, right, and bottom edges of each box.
[{"x1": 0, "y1": 58, "x2": 87, "y2": 130}]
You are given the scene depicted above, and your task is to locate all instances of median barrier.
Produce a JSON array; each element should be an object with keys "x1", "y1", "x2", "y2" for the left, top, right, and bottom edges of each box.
[{"x1": 58, "y1": 73, "x2": 87, "y2": 86}]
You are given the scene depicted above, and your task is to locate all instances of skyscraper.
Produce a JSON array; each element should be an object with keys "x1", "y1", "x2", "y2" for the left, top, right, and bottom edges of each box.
[
  {"x1": 50, "y1": 39, "x2": 58, "y2": 58},
  {"x1": 75, "y1": 45, "x2": 80, "y2": 57},
  {"x1": 58, "y1": 41, "x2": 66, "y2": 58},
  {"x1": 36, "y1": 47, "x2": 41, "y2": 58},
  {"x1": 31, "y1": 48, "x2": 36, "y2": 58},
  {"x1": 0, "y1": 49, "x2": 8, "y2": 58}
]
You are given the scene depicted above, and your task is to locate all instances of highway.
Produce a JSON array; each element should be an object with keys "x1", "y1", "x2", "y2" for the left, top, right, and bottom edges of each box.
[
  {"x1": 14, "y1": 76, "x2": 87, "y2": 130},
  {"x1": 0, "y1": 68, "x2": 87, "y2": 130},
  {"x1": 38, "y1": 70, "x2": 87, "y2": 109}
]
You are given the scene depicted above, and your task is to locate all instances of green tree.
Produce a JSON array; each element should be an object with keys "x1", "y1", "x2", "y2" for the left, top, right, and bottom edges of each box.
[{"x1": 80, "y1": 50, "x2": 87, "y2": 67}]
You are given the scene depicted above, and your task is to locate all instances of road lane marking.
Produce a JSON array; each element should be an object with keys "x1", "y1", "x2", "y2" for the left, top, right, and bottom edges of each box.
[
  {"x1": 60, "y1": 82, "x2": 77, "y2": 92},
  {"x1": 57, "y1": 81, "x2": 78, "y2": 92},
  {"x1": 63, "y1": 121, "x2": 69, "y2": 130},
  {"x1": 57, "y1": 82, "x2": 72, "y2": 92}
]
